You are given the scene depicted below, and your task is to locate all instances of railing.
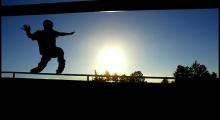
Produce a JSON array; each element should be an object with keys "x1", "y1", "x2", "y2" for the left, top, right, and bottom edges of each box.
[{"x1": 1, "y1": 71, "x2": 175, "y2": 82}]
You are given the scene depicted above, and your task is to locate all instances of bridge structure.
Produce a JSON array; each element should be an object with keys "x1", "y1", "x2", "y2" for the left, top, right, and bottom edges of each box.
[
  {"x1": 1, "y1": 0, "x2": 218, "y2": 82},
  {"x1": 2, "y1": 0, "x2": 219, "y2": 16},
  {"x1": 1, "y1": 1, "x2": 219, "y2": 108}
]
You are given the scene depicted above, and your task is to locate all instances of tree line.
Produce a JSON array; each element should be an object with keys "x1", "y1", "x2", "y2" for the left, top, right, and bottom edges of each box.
[
  {"x1": 92, "y1": 60, "x2": 218, "y2": 83},
  {"x1": 174, "y1": 60, "x2": 217, "y2": 81}
]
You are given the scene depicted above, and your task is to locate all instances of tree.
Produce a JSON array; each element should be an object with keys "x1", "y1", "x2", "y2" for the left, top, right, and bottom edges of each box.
[
  {"x1": 93, "y1": 70, "x2": 104, "y2": 81},
  {"x1": 120, "y1": 74, "x2": 128, "y2": 82},
  {"x1": 130, "y1": 71, "x2": 145, "y2": 82},
  {"x1": 104, "y1": 70, "x2": 111, "y2": 81},
  {"x1": 190, "y1": 60, "x2": 208, "y2": 78},
  {"x1": 112, "y1": 73, "x2": 119, "y2": 82},
  {"x1": 161, "y1": 78, "x2": 169, "y2": 84},
  {"x1": 94, "y1": 69, "x2": 98, "y2": 81},
  {"x1": 211, "y1": 72, "x2": 217, "y2": 78},
  {"x1": 173, "y1": 65, "x2": 191, "y2": 80},
  {"x1": 174, "y1": 60, "x2": 217, "y2": 81}
]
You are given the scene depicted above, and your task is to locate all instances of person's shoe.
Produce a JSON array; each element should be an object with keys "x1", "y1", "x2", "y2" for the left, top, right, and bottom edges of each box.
[
  {"x1": 56, "y1": 68, "x2": 63, "y2": 74},
  {"x1": 30, "y1": 67, "x2": 42, "y2": 73},
  {"x1": 56, "y1": 61, "x2": 65, "y2": 74}
]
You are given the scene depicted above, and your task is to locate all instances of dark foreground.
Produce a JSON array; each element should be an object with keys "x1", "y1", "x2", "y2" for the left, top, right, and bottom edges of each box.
[
  {"x1": 1, "y1": 78, "x2": 219, "y2": 118},
  {"x1": 1, "y1": 77, "x2": 219, "y2": 114},
  {"x1": 1, "y1": 78, "x2": 219, "y2": 99},
  {"x1": 1, "y1": 78, "x2": 175, "y2": 98}
]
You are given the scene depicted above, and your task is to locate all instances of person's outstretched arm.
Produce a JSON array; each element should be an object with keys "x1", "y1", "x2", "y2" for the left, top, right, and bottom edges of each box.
[
  {"x1": 22, "y1": 24, "x2": 33, "y2": 39},
  {"x1": 58, "y1": 31, "x2": 75, "y2": 36}
]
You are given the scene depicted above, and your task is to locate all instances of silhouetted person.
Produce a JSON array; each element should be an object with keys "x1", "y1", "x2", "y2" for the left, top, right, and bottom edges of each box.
[{"x1": 23, "y1": 19, "x2": 75, "y2": 74}]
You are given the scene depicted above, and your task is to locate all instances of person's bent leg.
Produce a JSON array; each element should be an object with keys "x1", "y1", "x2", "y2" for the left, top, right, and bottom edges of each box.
[
  {"x1": 30, "y1": 55, "x2": 51, "y2": 73},
  {"x1": 56, "y1": 48, "x2": 65, "y2": 74}
]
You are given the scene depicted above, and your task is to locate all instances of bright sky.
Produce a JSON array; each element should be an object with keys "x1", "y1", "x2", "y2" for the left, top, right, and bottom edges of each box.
[{"x1": 1, "y1": 7, "x2": 219, "y2": 80}]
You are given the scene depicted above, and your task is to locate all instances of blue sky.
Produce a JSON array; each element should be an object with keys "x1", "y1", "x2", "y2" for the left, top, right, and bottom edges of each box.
[{"x1": 1, "y1": 8, "x2": 219, "y2": 79}]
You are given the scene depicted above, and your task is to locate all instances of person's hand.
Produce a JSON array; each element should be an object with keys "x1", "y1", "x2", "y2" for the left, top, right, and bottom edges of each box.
[{"x1": 22, "y1": 24, "x2": 31, "y2": 32}]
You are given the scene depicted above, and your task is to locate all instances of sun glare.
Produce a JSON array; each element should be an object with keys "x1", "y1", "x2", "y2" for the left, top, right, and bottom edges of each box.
[{"x1": 96, "y1": 46, "x2": 127, "y2": 74}]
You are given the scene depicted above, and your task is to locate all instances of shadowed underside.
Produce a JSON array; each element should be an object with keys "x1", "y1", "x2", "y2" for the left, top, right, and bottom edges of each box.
[{"x1": 2, "y1": 0, "x2": 219, "y2": 16}]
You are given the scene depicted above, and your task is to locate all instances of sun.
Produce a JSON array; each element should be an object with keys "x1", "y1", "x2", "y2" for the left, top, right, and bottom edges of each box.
[{"x1": 96, "y1": 46, "x2": 127, "y2": 74}]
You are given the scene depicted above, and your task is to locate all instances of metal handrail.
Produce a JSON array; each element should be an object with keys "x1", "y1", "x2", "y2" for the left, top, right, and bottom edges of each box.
[{"x1": 1, "y1": 71, "x2": 175, "y2": 82}]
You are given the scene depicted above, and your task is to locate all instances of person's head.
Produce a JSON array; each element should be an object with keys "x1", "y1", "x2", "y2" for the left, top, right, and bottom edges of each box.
[{"x1": 43, "y1": 19, "x2": 53, "y2": 30}]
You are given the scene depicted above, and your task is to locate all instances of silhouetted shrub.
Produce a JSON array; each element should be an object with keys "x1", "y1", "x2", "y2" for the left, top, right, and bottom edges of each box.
[
  {"x1": 161, "y1": 78, "x2": 169, "y2": 84},
  {"x1": 92, "y1": 70, "x2": 147, "y2": 82}
]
